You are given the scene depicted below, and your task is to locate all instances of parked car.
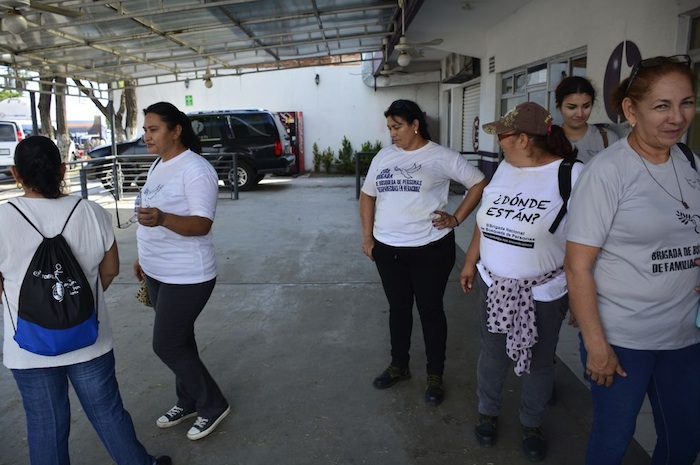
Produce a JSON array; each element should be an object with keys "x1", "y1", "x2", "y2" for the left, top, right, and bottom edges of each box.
[
  {"x1": 0, "y1": 120, "x2": 24, "y2": 175},
  {"x1": 86, "y1": 109, "x2": 295, "y2": 191},
  {"x1": 188, "y1": 109, "x2": 295, "y2": 190},
  {"x1": 85, "y1": 137, "x2": 154, "y2": 190}
]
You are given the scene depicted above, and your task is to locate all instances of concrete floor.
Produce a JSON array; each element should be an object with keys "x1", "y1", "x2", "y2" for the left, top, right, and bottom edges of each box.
[{"x1": 0, "y1": 175, "x2": 655, "y2": 465}]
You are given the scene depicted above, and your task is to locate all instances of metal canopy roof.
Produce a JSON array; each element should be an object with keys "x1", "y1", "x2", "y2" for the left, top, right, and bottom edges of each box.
[{"x1": 0, "y1": 0, "x2": 429, "y2": 91}]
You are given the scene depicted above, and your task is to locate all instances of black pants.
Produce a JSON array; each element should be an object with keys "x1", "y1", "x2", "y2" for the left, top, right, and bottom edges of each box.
[
  {"x1": 146, "y1": 276, "x2": 228, "y2": 418},
  {"x1": 373, "y1": 230, "x2": 455, "y2": 376}
]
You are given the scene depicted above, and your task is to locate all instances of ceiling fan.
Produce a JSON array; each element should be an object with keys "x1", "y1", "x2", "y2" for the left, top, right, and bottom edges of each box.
[
  {"x1": 379, "y1": 63, "x2": 406, "y2": 76},
  {"x1": 393, "y1": 0, "x2": 443, "y2": 67},
  {"x1": 1, "y1": 0, "x2": 82, "y2": 34},
  {"x1": 378, "y1": 37, "x2": 406, "y2": 76}
]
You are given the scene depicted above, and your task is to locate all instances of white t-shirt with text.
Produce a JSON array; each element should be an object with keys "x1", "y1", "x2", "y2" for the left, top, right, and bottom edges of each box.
[
  {"x1": 0, "y1": 197, "x2": 115, "y2": 369},
  {"x1": 137, "y1": 150, "x2": 219, "y2": 284},
  {"x1": 476, "y1": 159, "x2": 582, "y2": 301},
  {"x1": 567, "y1": 138, "x2": 700, "y2": 350},
  {"x1": 362, "y1": 141, "x2": 485, "y2": 247}
]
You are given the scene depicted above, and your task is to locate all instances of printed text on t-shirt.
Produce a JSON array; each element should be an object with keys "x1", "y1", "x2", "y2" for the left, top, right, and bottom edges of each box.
[{"x1": 485, "y1": 193, "x2": 551, "y2": 225}]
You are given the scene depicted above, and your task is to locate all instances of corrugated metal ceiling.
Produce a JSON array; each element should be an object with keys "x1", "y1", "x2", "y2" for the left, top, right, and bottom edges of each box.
[{"x1": 0, "y1": 0, "x2": 427, "y2": 90}]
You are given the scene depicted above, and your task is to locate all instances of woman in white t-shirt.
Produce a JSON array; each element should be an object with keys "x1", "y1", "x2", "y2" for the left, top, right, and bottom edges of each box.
[
  {"x1": 134, "y1": 102, "x2": 229, "y2": 441},
  {"x1": 555, "y1": 76, "x2": 619, "y2": 163},
  {"x1": 360, "y1": 99, "x2": 487, "y2": 406},
  {"x1": 459, "y1": 102, "x2": 581, "y2": 461},
  {"x1": 0, "y1": 136, "x2": 171, "y2": 465}
]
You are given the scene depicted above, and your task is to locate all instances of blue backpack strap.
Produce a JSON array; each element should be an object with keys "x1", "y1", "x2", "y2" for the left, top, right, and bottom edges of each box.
[
  {"x1": 677, "y1": 142, "x2": 697, "y2": 171},
  {"x1": 549, "y1": 159, "x2": 582, "y2": 234}
]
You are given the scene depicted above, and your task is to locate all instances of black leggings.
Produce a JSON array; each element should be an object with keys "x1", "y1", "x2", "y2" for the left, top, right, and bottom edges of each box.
[
  {"x1": 146, "y1": 276, "x2": 228, "y2": 418},
  {"x1": 372, "y1": 231, "x2": 455, "y2": 376}
]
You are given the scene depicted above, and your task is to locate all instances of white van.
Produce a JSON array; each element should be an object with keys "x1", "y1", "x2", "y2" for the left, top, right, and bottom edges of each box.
[{"x1": 0, "y1": 120, "x2": 24, "y2": 175}]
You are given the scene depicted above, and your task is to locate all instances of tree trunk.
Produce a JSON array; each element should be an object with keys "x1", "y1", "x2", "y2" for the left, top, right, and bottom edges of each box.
[
  {"x1": 124, "y1": 81, "x2": 138, "y2": 140},
  {"x1": 38, "y1": 79, "x2": 54, "y2": 139},
  {"x1": 54, "y1": 77, "x2": 72, "y2": 163},
  {"x1": 115, "y1": 91, "x2": 126, "y2": 142},
  {"x1": 74, "y1": 78, "x2": 138, "y2": 143}
]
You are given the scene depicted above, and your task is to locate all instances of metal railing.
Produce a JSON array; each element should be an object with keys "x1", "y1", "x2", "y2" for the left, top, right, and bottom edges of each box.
[
  {"x1": 0, "y1": 153, "x2": 240, "y2": 205},
  {"x1": 82, "y1": 153, "x2": 239, "y2": 201},
  {"x1": 354, "y1": 151, "x2": 377, "y2": 199}
]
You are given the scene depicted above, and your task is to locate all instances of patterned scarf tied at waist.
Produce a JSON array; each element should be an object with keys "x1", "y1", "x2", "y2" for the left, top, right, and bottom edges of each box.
[{"x1": 484, "y1": 266, "x2": 563, "y2": 376}]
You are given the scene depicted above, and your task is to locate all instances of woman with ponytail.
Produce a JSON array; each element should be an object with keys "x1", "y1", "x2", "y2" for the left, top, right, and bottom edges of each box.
[
  {"x1": 0, "y1": 136, "x2": 171, "y2": 464},
  {"x1": 134, "y1": 102, "x2": 229, "y2": 441},
  {"x1": 459, "y1": 102, "x2": 580, "y2": 461}
]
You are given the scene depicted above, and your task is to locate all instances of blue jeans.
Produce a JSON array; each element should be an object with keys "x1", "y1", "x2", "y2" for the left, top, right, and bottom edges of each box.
[
  {"x1": 12, "y1": 350, "x2": 154, "y2": 465},
  {"x1": 580, "y1": 336, "x2": 700, "y2": 465}
]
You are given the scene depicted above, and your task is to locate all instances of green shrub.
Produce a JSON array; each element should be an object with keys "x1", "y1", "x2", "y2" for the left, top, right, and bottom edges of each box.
[
  {"x1": 312, "y1": 142, "x2": 322, "y2": 173},
  {"x1": 360, "y1": 140, "x2": 382, "y2": 152},
  {"x1": 358, "y1": 140, "x2": 383, "y2": 173},
  {"x1": 334, "y1": 136, "x2": 355, "y2": 174},
  {"x1": 322, "y1": 147, "x2": 334, "y2": 174}
]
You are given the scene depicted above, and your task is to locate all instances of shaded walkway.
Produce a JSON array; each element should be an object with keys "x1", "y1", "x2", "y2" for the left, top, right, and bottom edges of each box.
[{"x1": 0, "y1": 175, "x2": 652, "y2": 464}]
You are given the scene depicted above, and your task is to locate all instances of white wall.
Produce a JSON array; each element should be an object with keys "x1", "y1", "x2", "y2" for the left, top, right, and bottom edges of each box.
[
  {"x1": 463, "y1": 0, "x2": 695, "y2": 155},
  {"x1": 131, "y1": 66, "x2": 439, "y2": 172},
  {"x1": 115, "y1": 0, "x2": 697, "y2": 167}
]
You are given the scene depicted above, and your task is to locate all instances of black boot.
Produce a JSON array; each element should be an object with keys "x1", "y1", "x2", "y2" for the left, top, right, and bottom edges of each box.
[
  {"x1": 522, "y1": 426, "x2": 546, "y2": 462},
  {"x1": 424, "y1": 374, "x2": 444, "y2": 405},
  {"x1": 474, "y1": 414, "x2": 498, "y2": 447},
  {"x1": 372, "y1": 365, "x2": 411, "y2": 389}
]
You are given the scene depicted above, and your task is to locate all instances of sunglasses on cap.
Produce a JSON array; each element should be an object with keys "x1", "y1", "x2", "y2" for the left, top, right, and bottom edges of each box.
[{"x1": 625, "y1": 54, "x2": 691, "y2": 96}]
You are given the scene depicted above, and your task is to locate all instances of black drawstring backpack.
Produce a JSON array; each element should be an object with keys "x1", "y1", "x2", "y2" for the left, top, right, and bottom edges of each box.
[{"x1": 2, "y1": 199, "x2": 99, "y2": 356}]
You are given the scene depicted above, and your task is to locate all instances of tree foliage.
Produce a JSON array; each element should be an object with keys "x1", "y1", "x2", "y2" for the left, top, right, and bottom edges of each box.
[{"x1": 0, "y1": 89, "x2": 22, "y2": 101}]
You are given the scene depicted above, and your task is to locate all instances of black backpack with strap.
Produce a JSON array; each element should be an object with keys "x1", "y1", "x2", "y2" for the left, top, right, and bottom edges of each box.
[
  {"x1": 549, "y1": 159, "x2": 582, "y2": 234},
  {"x1": 3, "y1": 199, "x2": 99, "y2": 356},
  {"x1": 678, "y1": 142, "x2": 697, "y2": 171},
  {"x1": 548, "y1": 142, "x2": 697, "y2": 234}
]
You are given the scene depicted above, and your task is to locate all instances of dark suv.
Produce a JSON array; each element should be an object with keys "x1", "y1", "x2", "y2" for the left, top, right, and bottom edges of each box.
[{"x1": 87, "y1": 109, "x2": 294, "y2": 191}]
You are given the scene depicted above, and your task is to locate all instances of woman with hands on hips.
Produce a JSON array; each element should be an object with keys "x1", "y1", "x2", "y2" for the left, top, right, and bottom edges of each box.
[
  {"x1": 134, "y1": 102, "x2": 230, "y2": 442},
  {"x1": 564, "y1": 56, "x2": 700, "y2": 464},
  {"x1": 359, "y1": 99, "x2": 487, "y2": 406}
]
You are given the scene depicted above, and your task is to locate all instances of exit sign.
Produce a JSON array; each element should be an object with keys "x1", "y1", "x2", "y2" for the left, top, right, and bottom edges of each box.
[{"x1": 185, "y1": 95, "x2": 193, "y2": 106}]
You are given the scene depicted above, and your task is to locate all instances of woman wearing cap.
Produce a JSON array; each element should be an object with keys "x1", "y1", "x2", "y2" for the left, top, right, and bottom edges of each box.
[
  {"x1": 555, "y1": 76, "x2": 619, "y2": 163},
  {"x1": 459, "y1": 101, "x2": 580, "y2": 461},
  {"x1": 565, "y1": 56, "x2": 700, "y2": 464},
  {"x1": 360, "y1": 99, "x2": 487, "y2": 406}
]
